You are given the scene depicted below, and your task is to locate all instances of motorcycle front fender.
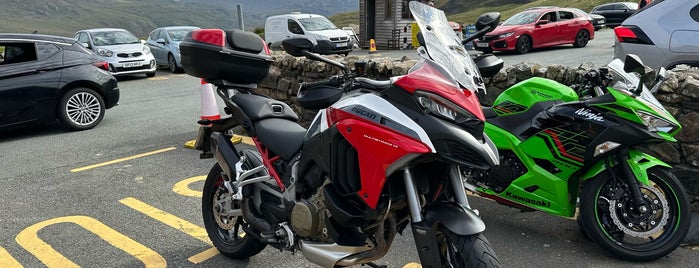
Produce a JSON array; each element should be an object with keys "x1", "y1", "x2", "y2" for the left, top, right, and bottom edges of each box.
[
  {"x1": 581, "y1": 149, "x2": 671, "y2": 186},
  {"x1": 423, "y1": 202, "x2": 485, "y2": 235}
]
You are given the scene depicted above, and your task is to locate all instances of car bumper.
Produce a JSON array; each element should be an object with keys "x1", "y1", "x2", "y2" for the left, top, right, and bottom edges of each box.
[
  {"x1": 613, "y1": 41, "x2": 668, "y2": 69},
  {"x1": 314, "y1": 40, "x2": 353, "y2": 55},
  {"x1": 473, "y1": 37, "x2": 516, "y2": 52},
  {"x1": 104, "y1": 54, "x2": 157, "y2": 76}
]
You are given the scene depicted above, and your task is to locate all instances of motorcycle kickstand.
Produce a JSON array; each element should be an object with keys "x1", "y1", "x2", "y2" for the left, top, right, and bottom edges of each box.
[{"x1": 362, "y1": 262, "x2": 387, "y2": 268}]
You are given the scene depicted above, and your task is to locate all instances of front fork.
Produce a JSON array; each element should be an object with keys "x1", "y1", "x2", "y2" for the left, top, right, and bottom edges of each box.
[
  {"x1": 404, "y1": 165, "x2": 483, "y2": 267},
  {"x1": 615, "y1": 149, "x2": 650, "y2": 213}
]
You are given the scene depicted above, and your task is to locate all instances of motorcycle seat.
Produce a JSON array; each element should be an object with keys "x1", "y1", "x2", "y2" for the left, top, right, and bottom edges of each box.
[{"x1": 254, "y1": 118, "x2": 307, "y2": 161}]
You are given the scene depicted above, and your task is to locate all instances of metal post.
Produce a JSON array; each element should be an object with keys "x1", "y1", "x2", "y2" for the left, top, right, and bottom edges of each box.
[{"x1": 236, "y1": 4, "x2": 244, "y2": 30}]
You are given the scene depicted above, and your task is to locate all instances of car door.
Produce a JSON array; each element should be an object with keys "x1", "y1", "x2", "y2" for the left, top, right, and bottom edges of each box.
[
  {"x1": 556, "y1": 10, "x2": 579, "y2": 43},
  {"x1": 149, "y1": 30, "x2": 167, "y2": 64},
  {"x1": 0, "y1": 40, "x2": 63, "y2": 127},
  {"x1": 533, "y1": 12, "x2": 559, "y2": 47}
]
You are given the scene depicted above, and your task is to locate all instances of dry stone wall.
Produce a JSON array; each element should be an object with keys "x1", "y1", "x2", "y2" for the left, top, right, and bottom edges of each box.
[{"x1": 256, "y1": 51, "x2": 699, "y2": 194}]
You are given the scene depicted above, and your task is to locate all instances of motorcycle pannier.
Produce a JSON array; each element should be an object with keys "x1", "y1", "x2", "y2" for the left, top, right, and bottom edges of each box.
[{"x1": 180, "y1": 29, "x2": 273, "y2": 84}]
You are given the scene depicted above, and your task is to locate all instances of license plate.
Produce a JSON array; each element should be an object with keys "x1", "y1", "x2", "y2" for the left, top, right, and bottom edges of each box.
[
  {"x1": 336, "y1": 42, "x2": 347, "y2": 48},
  {"x1": 122, "y1": 62, "x2": 140, "y2": 68},
  {"x1": 476, "y1": 42, "x2": 490, "y2": 48}
]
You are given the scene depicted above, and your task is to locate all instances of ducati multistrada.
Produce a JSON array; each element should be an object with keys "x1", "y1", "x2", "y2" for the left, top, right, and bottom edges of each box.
[
  {"x1": 463, "y1": 54, "x2": 690, "y2": 261},
  {"x1": 182, "y1": 3, "x2": 504, "y2": 267}
]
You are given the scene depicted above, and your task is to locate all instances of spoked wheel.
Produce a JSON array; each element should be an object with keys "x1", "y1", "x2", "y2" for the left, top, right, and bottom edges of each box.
[
  {"x1": 202, "y1": 163, "x2": 267, "y2": 258},
  {"x1": 436, "y1": 228, "x2": 501, "y2": 268},
  {"x1": 579, "y1": 167, "x2": 690, "y2": 261},
  {"x1": 58, "y1": 87, "x2": 105, "y2": 130},
  {"x1": 515, "y1": 35, "x2": 531, "y2": 54},
  {"x1": 573, "y1": 30, "x2": 590, "y2": 48}
]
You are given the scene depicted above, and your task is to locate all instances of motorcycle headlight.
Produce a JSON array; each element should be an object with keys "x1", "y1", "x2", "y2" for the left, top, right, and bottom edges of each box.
[
  {"x1": 415, "y1": 91, "x2": 477, "y2": 124},
  {"x1": 97, "y1": 48, "x2": 113, "y2": 57},
  {"x1": 496, "y1": 32, "x2": 514, "y2": 39},
  {"x1": 143, "y1": 45, "x2": 151, "y2": 54},
  {"x1": 636, "y1": 110, "x2": 677, "y2": 133}
]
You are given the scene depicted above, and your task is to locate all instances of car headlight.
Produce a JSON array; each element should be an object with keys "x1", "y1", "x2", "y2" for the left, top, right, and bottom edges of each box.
[
  {"x1": 313, "y1": 33, "x2": 330, "y2": 41},
  {"x1": 415, "y1": 91, "x2": 477, "y2": 124},
  {"x1": 143, "y1": 45, "x2": 151, "y2": 54},
  {"x1": 636, "y1": 110, "x2": 677, "y2": 133},
  {"x1": 97, "y1": 48, "x2": 113, "y2": 57},
  {"x1": 496, "y1": 32, "x2": 514, "y2": 39}
]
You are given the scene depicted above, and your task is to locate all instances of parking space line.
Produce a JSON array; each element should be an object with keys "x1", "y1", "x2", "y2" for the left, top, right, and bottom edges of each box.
[
  {"x1": 70, "y1": 147, "x2": 176, "y2": 172},
  {"x1": 187, "y1": 247, "x2": 219, "y2": 264},
  {"x1": 15, "y1": 215, "x2": 166, "y2": 267},
  {"x1": 0, "y1": 246, "x2": 22, "y2": 268},
  {"x1": 119, "y1": 197, "x2": 211, "y2": 245},
  {"x1": 172, "y1": 176, "x2": 205, "y2": 198}
]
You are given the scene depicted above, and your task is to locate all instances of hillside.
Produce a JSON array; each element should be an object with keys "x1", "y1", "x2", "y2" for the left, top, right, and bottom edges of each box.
[{"x1": 0, "y1": 0, "x2": 357, "y2": 37}]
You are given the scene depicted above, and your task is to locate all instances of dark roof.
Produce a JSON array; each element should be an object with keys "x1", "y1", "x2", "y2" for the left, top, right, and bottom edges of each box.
[{"x1": 0, "y1": 33, "x2": 77, "y2": 44}]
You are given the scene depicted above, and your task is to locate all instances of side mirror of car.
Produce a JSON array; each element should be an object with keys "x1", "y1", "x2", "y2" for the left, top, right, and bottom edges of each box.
[
  {"x1": 80, "y1": 42, "x2": 91, "y2": 49},
  {"x1": 156, "y1": 38, "x2": 167, "y2": 44}
]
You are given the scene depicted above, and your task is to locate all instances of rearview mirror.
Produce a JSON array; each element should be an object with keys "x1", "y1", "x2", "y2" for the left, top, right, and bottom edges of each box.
[
  {"x1": 282, "y1": 38, "x2": 314, "y2": 57},
  {"x1": 623, "y1": 54, "x2": 646, "y2": 76},
  {"x1": 475, "y1": 12, "x2": 501, "y2": 33}
]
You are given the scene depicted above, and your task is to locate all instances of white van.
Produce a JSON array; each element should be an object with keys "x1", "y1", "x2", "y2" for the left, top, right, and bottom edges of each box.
[{"x1": 264, "y1": 12, "x2": 353, "y2": 55}]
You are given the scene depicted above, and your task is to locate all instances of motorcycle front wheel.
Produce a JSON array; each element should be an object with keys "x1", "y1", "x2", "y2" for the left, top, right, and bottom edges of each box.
[
  {"x1": 436, "y1": 228, "x2": 501, "y2": 268},
  {"x1": 579, "y1": 166, "x2": 690, "y2": 261},
  {"x1": 202, "y1": 163, "x2": 267, "y2": 258}
]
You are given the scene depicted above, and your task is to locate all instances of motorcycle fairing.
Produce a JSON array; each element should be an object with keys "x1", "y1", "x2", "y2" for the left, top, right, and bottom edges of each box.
[
  {"x1": 491, "y1": 77, "x2": 579, "y2": 114},
  {"x1": 328, "y1": 108, "x2": 431, "y2": 208},
  {"x1": 581, "y1": 150, "x2": 671, "y2": 186}
]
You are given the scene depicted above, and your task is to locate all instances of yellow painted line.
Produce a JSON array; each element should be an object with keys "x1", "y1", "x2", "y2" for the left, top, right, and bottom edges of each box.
[
  {"x1": 184, "y1": 135, "x2": 243, "y2": 150},
  {"x1": 119, "y1": 197, "x2": 211, "y2": 245},
  {"x1": 403, "y1": 262, "x2": 421, "y2": 268},
  {"x1": 147, "y1": 76, "x2": 169, "y2": 81},
  {"x1": 0, "y1": 246, "x2": 23, "y2": 268},
  {"x1": 15, "y1": 215, "x2": 166, "y2": 267},
  {"x1": 187, "y1": 247, "x2": 219, "y2": 264},
  {"x1": 173, "y1": 175, "x2": 205, "y2": 198},
  {"x1": 70, "y1": 147, "x2": 176, "y2": 172}
]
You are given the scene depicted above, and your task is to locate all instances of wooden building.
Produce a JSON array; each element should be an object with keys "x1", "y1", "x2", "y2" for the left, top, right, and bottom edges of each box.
[{"x1": 359, "y1": 0, "x2": 419, "y2": 50}]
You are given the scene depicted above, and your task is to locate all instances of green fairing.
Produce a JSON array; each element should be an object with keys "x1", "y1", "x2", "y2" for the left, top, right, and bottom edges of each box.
[
  {"x1": 594, "y1": 88, "x2": 682, "y2": 137},
  {"x1": 581, "y1": 150, "x2": 672, "y2": 186},
  {"x1": 492, "y1": 77, "x2": 579, "y2": 110}
]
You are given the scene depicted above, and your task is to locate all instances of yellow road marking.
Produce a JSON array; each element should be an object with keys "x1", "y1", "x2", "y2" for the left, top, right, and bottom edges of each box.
[
  {"x1": 147, "y1": 76, "x2": 168, "y2": 81},
  {"x1": 119, "y1": 197, "x2": 211, "y2": 245},
  {"x1": 173, "y1": 175, "x2": 205, "y2": 197},
  {"x1": 184, "y1": 135, "x2": 244, "y2": 149},
  {"x1": 0, "y1": 246, "x2": 22, "y2": 268},
  {"x1": 15, "y1": 215, "x2": 165, "y2": 267},
  {"x1": 404, "y1": 262, "x2": 421, "y2": 268},
  {"x1": 70, "y1": 147, "x2": 176, "y2": 172},
  {"x1": 187, "y1": 247, "x2": 219, "y2": 264}
]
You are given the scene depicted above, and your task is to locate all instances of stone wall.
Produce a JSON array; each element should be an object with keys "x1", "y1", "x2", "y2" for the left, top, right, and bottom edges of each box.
[{"x1": 256, "y1": 51, "x2": 699, "y2": 194}]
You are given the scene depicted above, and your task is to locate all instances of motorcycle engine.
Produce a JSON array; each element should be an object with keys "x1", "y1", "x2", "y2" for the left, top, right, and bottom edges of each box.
[
  {"x1": 290, "y1": 187, "x2": 333, "y2": 243},
  {"x1": 469, "y1": 151, "x2": 526, "y2": 193}
]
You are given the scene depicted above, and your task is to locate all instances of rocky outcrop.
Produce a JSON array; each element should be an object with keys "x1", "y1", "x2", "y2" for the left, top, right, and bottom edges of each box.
[{"x1": 256, "y1": 51, "x2": 699, "y2": 194}]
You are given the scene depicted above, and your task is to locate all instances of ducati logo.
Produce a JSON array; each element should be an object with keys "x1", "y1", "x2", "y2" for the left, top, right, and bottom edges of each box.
[{"x1": 574, "y1": 108, "x2": 604, "y2": 122}]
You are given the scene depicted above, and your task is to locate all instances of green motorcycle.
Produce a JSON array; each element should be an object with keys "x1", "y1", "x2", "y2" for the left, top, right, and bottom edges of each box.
[{"x1": 464, "y1": 55, "x2": 690, "y2": 261}]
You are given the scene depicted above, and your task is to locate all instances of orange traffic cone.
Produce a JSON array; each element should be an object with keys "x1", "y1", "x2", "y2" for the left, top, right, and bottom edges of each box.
[
  {"x1": 369, "y1": 39, "x2": 376, "y2": 54},
  {"x1": 200, "y1": 78, "x2": 220, "y2": 121}
]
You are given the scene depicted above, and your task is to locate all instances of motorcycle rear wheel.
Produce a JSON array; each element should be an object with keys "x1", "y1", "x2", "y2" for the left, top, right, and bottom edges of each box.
[
  {"x1": 436, "y1": 228, "x2": 501, "y2": 268},
  {"x1": 202, "y1": 163, "x2": 267, "y2": 258},
  {"x1": 579, "y1": 166, "x2": 690, "y2": 261}
]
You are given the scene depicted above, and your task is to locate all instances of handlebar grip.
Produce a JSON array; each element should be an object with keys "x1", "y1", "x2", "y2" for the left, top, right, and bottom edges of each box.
[{"x1": 299, "y1": 78, "x2": 342, "y2": 92}]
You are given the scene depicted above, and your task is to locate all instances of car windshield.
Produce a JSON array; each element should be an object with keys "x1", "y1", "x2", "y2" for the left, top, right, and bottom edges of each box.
[
  {"x1": 168, "y1": 29, "x2": 194, "y2": 42},
  {"x1": 91, "y1": 31, "x2": 140, "y2": 46},
  {"x1": 298, "y1": 17, "x2": 337, "y2": 31},
  {"x1": 502, "y1": 11, "x2": 540, "y2": 25},
  {"x1": 409, "y1": 1, "x2": 480, "y2": 91},
  {"x1": 607, "y1": 59, "x2": 670, "y2": 116}
]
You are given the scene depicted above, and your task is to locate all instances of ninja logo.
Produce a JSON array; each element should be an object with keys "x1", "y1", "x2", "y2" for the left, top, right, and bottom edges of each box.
[{"x1": 575, "y1": 108, "x2": 604, "y2": 122}]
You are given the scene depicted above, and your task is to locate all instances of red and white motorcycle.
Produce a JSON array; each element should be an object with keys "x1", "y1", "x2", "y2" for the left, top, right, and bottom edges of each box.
[{"x1": 183, "y1": 3, "x2": 504, "y2": 267}]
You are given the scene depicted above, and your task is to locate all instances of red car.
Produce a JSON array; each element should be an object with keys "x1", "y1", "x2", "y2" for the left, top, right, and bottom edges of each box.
[{"x1": 474, "y1": 7, "x2": 595, "y2": 54}]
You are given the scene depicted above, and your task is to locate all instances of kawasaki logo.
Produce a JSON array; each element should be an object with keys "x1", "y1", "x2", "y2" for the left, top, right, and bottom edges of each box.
[{"x1": 505, "y1": 191, "x2": 551, "y2": 208}]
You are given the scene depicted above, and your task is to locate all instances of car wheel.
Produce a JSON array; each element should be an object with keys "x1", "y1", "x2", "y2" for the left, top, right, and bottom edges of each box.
[
  {"x1": 515, "y1": 35, "x2": 531, "y2": 54},
  {"x1": 58, "y1": 87, "x2": 105, "y2": 131},
  {"x1": 573, "y1": 30, "x2": 590, "y2": 48},
  {"x1": 167, "y1": 54, "x2": 181, "y2": 73}
]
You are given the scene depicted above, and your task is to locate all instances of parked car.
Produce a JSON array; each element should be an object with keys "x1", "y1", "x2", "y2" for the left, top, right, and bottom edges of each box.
[
  {"x1": 473, "y1": 7, "x2": 594, "y2": 54},
  {"x1": 74, "y1": 28, "x2": 157, "y2": 77},
  {"x1": 0, "y1": 34, "x2": 119, "y2": 131},
  {"x1": 566, "y1": 8, "x2": 606, "y2": 30},
  {"x1": 590, "y1": 2, "x2": 638, "y2": 28},
  {"x1": 264, "y1": 12, "x2": 353, "y2": 55},
  {"x1": 146, "y1": 26, "x2": 200, "y2": 73},
  {"x1": 614, "y1": 0, "x2": 699, "y2": 69}
]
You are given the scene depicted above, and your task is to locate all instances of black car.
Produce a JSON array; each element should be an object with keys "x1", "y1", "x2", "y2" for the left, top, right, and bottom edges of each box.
[
  {"x1": 0, "y1": 34, "x2": 119, "y2": 131},
  {"x1": 590, "y1": 2, "x2": 638, "y2": 27}
]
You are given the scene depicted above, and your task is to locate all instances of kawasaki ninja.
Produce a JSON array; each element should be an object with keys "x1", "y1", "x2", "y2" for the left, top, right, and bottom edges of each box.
[{"x1": 464, "y1": 54, "x2": 691, "y2": 261}]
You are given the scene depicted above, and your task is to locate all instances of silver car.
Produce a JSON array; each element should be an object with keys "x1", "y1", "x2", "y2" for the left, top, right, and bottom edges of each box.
[
  {"x1": 145, "y1": 26, "x2": 200, "y2": 73},
  {"x1": 74, "y1": 28, "x2": 157, "y2": 77},
  {"x1": 613, "y1": 0, "x2": 699, "y2": 69}
]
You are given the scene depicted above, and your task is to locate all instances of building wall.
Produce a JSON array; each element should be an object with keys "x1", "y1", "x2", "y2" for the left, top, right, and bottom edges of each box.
[{"x1": 360, "y1": 0, "x2": 416, "y2": 50}]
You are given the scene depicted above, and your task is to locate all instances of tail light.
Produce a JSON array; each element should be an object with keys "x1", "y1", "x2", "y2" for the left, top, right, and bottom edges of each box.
[
  {"x1": 190, "y1": 29, "x2": 226, "y2": 47},
  {"x1": 93, "y1": 61, "x2": 109, "y2": 71},
  {"x1": 262, "y1": 40, "x2": 271, "y2": 56},
  {"x1": 614, "y1": 26, "x2": 654, "y2": 45}
]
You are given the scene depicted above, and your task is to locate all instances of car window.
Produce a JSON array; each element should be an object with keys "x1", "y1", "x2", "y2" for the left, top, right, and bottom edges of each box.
[
  {"x1": 36, "y1": 42, "x2": 60, "y2": 60},
  {"x1": 91, "y1": 30, "x2": 140, "y2": 46},
  {"x1": 502, "y1": 11, "x2": 539, "y2": 25},
  {"x1": 149, "y1": 30, "x2": 160, "y2": 41},
  {"x1": 76, "y1": 33, "x2": 90, "y2": 45},
  {"x1": 596, "y1": 5, "x2": 614, "y2": 11},
  {"x1": 612, "y1": 4, "x2": 627, "y2": 10},
  {"x1": 288, "y1": 20, "x2": 304, "y2": 34},
  {"x1": 168, "y1": 29, "x2": 192, "y2": 42},
  {"x1": 298, "y1": 17, "x2": 337, "y2": 31},
  {"x1": 0, "y1": 42, "x2": 38, "y2": 65},
  {"x1": 558, "y1": 11, "x2": 574, "y2": 20},
  {"x1": 692, "y1": 3, "x2": 699, "y2": 22}
]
